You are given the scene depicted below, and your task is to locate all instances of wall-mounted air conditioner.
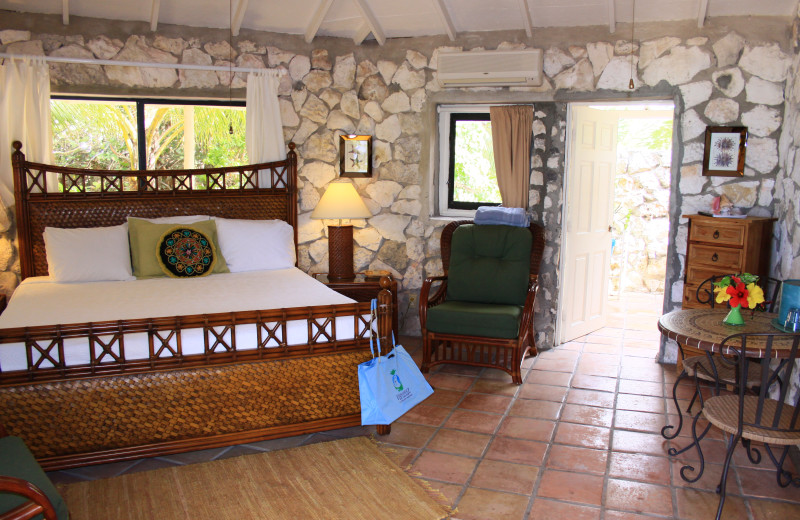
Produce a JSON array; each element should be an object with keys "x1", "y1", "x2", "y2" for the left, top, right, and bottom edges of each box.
[{"x1": 437, "y1": 49, "x2": 543, "y2": 87}]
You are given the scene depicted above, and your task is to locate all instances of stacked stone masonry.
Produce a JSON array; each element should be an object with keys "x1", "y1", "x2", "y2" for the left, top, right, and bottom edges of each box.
[{"x1": 0, "y1": 14, "x2": 795, "y2": 359}]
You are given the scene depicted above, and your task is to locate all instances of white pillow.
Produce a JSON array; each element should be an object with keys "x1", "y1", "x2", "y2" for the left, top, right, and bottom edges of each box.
[
  {"x1": 43, "y1": 224, "x2": 135, "y2": 282},
  {"x1": 127, "y1": 215, "x2": 210, "y2": 224},
  {"x1": 214, "y1": 218, "x2": 296, "y2": 272}
]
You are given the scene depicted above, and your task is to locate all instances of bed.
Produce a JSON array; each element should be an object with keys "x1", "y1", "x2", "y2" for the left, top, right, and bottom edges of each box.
[{"x1": 0, "y1": 141, "x2": 393, "y2": 470}]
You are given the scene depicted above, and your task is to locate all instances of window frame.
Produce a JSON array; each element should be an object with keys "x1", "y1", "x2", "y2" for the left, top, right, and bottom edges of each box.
[
  {"x1": 437, "y1": 104, "x2": 503, "y2": 218},
  {"x1": 51, "y1": 95, "x2": 246, "y2": 171}
]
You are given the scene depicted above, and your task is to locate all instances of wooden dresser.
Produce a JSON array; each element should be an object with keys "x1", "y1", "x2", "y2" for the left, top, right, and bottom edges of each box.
[
  {"x1": 678, "y1": 214, "x2": 775, "y2": 366},
  {"x1": 682, "y1": 215, "x2": 775, "y2": 309}
]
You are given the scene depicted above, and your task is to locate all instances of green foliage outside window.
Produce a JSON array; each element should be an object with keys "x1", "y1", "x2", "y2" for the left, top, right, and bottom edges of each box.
[
  {"x1": 51, "y1": 99, "x2": 246, "y2": 191},
  {"x1": 452, "y1": 120, "x2": 502, "y2": 204}
]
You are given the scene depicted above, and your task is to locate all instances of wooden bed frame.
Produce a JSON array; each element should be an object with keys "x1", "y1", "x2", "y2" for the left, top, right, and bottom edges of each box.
[{"x1": 0, "y1": 141, "x2": 392, "y2": 470}]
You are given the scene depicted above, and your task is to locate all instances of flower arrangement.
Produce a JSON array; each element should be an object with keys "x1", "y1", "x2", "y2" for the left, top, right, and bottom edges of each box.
[
  {"x1": 713, "y1": 273, "x2": 765, "y2": 326},
  {"x1": 713, "y1": 274, "x2": 765, "y2": 309}
]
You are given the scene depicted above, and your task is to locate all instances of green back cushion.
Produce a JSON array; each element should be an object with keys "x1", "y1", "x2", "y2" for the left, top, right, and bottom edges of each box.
[
  {"x1": 128, "y1": 218, "x2": 229, "y2": 278},
  {"x1": 0, "y1": 436, "x2": 69, "y2": 520},
  {"x1": 447, "y1": 224, "x2": 532, "y2": 306}
]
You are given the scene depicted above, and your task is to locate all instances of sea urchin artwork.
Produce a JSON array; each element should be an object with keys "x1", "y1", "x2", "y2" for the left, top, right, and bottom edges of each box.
[
  {"x1": 713, "y1": 152, "x2": 734, "y2": 167},
  {"x1": 703, "y1": 127, "x2": 746, "y2": 176}
]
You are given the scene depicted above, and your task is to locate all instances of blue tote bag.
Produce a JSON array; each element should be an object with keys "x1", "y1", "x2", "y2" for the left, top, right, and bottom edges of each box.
[{"x1": 358, "y1": 300, "x2": 434, "y2": 425}]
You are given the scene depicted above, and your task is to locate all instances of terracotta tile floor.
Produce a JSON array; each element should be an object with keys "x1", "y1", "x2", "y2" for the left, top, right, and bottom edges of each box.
[{"x1": 47, "y1": 292, "x2": 800, "y2": 519}]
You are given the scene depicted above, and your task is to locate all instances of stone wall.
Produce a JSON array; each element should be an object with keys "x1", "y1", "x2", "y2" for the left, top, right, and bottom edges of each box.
[
  {"x1": 611, "y1": 151, "x2": 671, "y2": 295},
  {"x1": 0, "y1": 13, "x2": 795, "y2": 357},
  {"x1": 773, "y1": 6, "x2": 800, "y2": 407}
]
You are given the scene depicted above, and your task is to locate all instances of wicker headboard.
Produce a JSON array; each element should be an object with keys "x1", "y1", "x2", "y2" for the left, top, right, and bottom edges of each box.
[{"x1": 10, "y1": 141, "x2": 298, "y2": 279}]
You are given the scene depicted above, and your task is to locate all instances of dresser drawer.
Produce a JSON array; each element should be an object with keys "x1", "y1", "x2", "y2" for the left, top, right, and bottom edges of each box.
[
  {"x1": 689, "y1": 221, "x2": 745, "y2": 247},
  {"x1": 685, "y1": 265, "x2": 730, "y2": 286},
  {"x1": 683, "y1": 284, "x2": 713, "y2": 308},
  {"x1": 686, "y1": 244, "x2": 743, "y2": 270}
]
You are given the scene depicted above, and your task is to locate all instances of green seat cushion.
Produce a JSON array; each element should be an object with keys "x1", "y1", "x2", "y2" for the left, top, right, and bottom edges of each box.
[
  {"x1": 0, "y1": 436, "x2": 69, "y2": 520},
  {"x1": 426, "y1": 301, "x2": 523, "y2": 339},
  {"x1": 128, "y1": 217, "x2": 229, "y2": 278},
  {"x1": 447, "y1": 224, "x2": 532, "y2": 306}
]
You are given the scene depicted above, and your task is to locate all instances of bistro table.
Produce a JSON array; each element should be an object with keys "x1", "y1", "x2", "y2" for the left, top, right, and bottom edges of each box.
[
  {"x1": 658, "y1": 308, "x2": 796, "y2": 359},
  {"x1": 657, "y1": 308, "x2": 800, "y2": 487}
]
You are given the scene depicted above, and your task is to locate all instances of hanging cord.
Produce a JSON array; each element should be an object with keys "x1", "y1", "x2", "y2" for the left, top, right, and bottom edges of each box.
[
  {"x1": 629, "y1": 0, "x2": 636, "y2": 89},
  {"x1": 228, "y1": 0, "x2": 234, "y2": 134}
]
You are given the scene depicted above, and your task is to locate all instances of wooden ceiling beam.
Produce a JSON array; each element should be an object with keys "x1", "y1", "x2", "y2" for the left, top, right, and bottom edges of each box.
[
  {"x1": 432, "y1": 0, "x2": 457, "y2": 41},
  {"x1": 697, "y1": 0, "x2": 709, "y2": 28},
  {"x1": 232, "y1": 0, "x2": 250, "y2": 36},
  {"x1": 150, "y1": 0, "x2": 160, "y2": 32},
  {"x1": 352, "y1": 0, "x2": 386, "y2": 45},
  {"x1": 607, "y1": 0, "x2": 615, "y2": 33},
  {"x1": 518, "y1": 0, "x2": 533, "y2": 38},
  {"x1": 305, "y1": 0, "x2": 334, "y2": 43},
  {"x1": 353, "y1": 22, "x2": 371, "y2": 45},
  {"x1": 62, "y1": 0, "x2": 69, "y2": 25}
]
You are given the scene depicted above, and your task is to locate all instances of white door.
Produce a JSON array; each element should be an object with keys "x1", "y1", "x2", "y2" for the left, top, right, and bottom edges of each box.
[{"x1": 559, "y1": 105, "x2": 618, "y2": 343}]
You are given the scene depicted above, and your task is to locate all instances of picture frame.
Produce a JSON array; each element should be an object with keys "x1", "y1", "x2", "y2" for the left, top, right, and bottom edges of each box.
[
  {"x1": 339, "y1": 135, "x2": 372, "y2": 178},
  {"x1": 702, "y1": 126, "x2": 748, "y2": 177}
]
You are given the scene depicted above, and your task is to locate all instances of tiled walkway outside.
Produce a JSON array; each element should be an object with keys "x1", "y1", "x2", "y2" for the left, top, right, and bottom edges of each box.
[{"x1": 47, "y1": 292, "x2": 800, "y2": 519}]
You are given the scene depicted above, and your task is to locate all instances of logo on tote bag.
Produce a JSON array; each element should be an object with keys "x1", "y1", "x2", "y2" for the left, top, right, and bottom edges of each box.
[{"x1": 390, "y1": 369, "x2": 403, "y2": 391}]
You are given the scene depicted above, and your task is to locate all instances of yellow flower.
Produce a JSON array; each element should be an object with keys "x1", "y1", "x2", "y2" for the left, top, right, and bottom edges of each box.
[
  {"x1": 747, "y1": 283, "x2": 765, "y2": 308},
  {"x1": 714, "y1": 285, "x2": 732, "y2": 304}
]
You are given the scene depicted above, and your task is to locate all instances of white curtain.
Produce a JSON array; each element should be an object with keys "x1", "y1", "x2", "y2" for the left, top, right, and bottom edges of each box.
[
  {"x1": 0, "y1": 57, "x2": 53, "y2": 207},
  {"x1": 246, "y1": 71, "x2": 284, "y2": 188}
]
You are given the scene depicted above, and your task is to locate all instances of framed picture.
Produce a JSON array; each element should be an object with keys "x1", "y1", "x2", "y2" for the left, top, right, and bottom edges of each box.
[
  {"x1": 339, "y1": 135, "x2": 372, "y2": 178},
  {"x1": 702, "y1": 126, "x2": 748, "y2": 177}
]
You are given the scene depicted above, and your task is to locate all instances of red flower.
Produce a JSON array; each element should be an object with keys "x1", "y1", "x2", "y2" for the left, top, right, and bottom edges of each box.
[{"x1": 726, "y1": 282, "x2": 750, "y2": 308}]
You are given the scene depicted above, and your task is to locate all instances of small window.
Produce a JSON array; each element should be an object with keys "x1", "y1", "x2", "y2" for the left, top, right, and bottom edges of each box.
[{"x1": 437, "y1": 106, "x2": 501, "y2": 216}]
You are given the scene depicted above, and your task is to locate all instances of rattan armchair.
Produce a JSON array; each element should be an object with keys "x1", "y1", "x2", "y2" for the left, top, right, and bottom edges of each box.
[
  {"x1": 419, "y1": 220, "x2": 545, "y2": 384},
  {"x1": 698, "y1": 332, "x2": 800, "y2": 520},
  {"x1": 0, "y1": 425, "x2": 66, "y2": 520}
]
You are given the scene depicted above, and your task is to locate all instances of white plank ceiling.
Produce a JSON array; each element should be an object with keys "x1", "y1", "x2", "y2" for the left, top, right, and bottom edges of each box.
[{"x1": 0, "y1": 0, "x2": 796, "y2": 44}]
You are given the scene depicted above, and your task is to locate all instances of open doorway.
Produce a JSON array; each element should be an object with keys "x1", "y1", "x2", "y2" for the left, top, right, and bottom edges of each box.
[{"x1": 558, "y1": 101, "x2": 674, "y2": 344}]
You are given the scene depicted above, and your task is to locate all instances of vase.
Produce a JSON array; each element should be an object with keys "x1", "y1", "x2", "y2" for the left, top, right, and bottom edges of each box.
[{"x1": 723, "y1": 304, "x2": 745, "y2": 326}]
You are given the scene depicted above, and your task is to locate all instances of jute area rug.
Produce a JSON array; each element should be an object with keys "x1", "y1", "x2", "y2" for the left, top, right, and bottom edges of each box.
[{"x1": 59, "y1": 437, "x2": 449, "y2": 520}]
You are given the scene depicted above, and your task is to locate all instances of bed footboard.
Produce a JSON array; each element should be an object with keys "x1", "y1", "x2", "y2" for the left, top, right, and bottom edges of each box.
[{"x1": 0, "y1": 283, "x2": 394, "y2": 470}]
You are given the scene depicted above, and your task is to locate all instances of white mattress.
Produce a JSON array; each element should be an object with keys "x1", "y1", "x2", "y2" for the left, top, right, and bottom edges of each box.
[{"x1": 0, "y1": 268, "x2": 361, "y2": 372}]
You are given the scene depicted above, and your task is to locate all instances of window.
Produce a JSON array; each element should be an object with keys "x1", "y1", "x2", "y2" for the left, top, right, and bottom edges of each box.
[
  {"x1": 51, "y1": 97, "x2": 246, "y2": 174},
  {"x1": 437, "y1": 105, "x2": 502, "y2": 216}
]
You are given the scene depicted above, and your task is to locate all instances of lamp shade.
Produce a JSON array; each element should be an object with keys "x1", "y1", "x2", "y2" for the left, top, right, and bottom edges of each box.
[{"x1": 311, "y1": 181, "x2": 371, "y2": 220}]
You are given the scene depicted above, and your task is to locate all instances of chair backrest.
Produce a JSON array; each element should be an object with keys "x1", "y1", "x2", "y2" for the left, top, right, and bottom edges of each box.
[
  {"x1": 441, "y1": 221, "x2": 544, "y2": 306},
  {"x1": 720, "y1": 332, "x2": 800, "y2": 437},
  {"x1": 441, "y1": 220, "x2": 545, "y2": 278}
]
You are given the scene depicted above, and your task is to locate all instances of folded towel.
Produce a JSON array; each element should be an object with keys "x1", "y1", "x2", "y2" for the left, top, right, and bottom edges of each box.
[{"x1": 474, "y1": 206, "x2": 529, "y2": 227}]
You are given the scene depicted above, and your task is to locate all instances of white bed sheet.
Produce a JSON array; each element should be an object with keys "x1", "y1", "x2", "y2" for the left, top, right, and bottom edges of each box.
[{"x1": 0, "y1": 268, "x2": 361, "y2": 372}]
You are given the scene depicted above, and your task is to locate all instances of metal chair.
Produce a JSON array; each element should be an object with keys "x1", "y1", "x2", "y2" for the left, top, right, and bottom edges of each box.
[{"x1": 700, "y1": 332, "x2": 800, "y2": 520}]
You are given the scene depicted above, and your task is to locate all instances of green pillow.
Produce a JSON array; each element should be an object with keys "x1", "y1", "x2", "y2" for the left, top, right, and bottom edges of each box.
[{"x1": 128, "y1": 218, "x2": 229, "y2": 278}]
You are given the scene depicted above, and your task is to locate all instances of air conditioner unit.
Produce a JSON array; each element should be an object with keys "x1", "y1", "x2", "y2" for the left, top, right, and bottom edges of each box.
[{"x1": 437, "y1": 49, "x2": 543, "y2": 87}]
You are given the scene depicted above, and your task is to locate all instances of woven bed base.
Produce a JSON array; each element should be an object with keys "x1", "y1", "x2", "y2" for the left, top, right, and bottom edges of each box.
[{"x1": 0, "y1": 350, "x2": 371, "y2": 470}]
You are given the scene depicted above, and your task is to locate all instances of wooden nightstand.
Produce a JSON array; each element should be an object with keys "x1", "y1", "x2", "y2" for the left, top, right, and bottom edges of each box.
[{"x1": 313, "y1": 273, "x2": 399, "y2": 334}]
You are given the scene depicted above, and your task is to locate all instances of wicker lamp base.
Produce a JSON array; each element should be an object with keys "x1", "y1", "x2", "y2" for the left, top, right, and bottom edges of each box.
[{"x1": 328, "y1": 225, "x2": 355, "y2": 281}]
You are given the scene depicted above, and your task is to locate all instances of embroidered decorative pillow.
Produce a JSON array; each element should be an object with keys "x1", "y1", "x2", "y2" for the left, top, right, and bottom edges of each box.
[
  {"x1": 157, "y1": 227, "x2": 217, "y2": 277},
  {"x1": 128, "y1": 218, "x2": 229, "y2": 278}
]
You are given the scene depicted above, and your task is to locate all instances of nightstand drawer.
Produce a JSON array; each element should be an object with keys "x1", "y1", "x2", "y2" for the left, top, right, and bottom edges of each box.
[
  {"x1": 689, "y1": 221, "x2": 745, "y2": 247},
  {"x1": 687, "y1": 244, "x2": 743, "y2": 270}
]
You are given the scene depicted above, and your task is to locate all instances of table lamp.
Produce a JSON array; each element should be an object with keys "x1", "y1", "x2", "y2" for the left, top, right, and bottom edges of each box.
[{"x1": 311, "y1": 180, "x2": 371, "y2": 281}]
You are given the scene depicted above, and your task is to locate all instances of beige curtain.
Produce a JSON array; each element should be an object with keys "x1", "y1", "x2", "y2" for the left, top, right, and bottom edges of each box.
[{"x1": 490, "y1": 105, "x2": 534, "y2": 209}]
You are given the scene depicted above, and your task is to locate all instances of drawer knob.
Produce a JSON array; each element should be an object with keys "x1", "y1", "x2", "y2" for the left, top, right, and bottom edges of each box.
[
  {"x1": 711, "y1": 253, "x2": 719, "y2": 262},
  {"x1": 713, "y1": 230, "x2": 720, "y2": 239}
]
